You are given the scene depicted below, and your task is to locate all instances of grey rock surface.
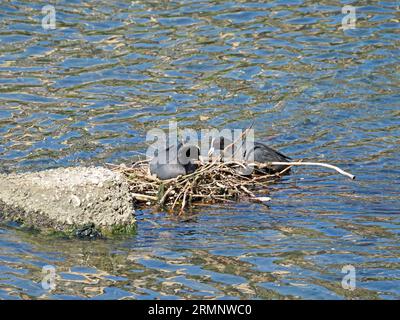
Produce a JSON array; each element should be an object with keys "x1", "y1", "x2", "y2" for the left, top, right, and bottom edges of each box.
[{"x1": 0, "y1": 166, "x2": 135, "y2": 234}]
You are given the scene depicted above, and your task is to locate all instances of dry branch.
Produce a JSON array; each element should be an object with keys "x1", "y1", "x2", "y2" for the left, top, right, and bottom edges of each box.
[{"x1": 262, "y1": 161, "x2": 355, "y2": 180}]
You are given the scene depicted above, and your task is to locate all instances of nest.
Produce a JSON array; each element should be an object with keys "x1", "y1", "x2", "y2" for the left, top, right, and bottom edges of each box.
[{"x1": 109, "y1": 158, "x2": 291, "y2": 213}]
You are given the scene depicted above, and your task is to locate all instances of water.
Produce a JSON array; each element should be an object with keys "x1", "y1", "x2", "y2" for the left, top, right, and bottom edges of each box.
[{"x1": 0, "y1": 0, "x2": 399, "y2": 299}]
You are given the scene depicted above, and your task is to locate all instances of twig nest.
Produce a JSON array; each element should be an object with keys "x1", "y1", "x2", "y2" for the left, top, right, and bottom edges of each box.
[{"x1": 109, "y1": 159, "x2": 280, "y2": 212}]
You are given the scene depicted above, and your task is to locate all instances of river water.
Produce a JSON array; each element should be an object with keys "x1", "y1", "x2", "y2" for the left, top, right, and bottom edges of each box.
[{"x1": 0, "y1": 0, "x2": 399, "y2": 299}]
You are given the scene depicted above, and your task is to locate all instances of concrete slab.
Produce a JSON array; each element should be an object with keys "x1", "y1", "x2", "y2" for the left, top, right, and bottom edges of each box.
[{"x1": 0, "y1": 166, "x2": 135, "y2": 236}]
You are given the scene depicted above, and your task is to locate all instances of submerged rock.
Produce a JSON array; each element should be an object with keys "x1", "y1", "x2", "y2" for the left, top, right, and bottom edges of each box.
[
  {"x1": 0, "y1": 166, "x2": 135, "y2": 236},
  {"x1": 75, "y1": 223, "x2": 103, "y2": 240}
]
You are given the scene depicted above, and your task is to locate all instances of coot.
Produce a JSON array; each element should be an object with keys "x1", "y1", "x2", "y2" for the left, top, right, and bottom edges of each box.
[
  {"x1": 150, "y1": 142, "x2": 199, "y2": 180},
  {"x1": 212, "y1": 136, "x2": 290, "y2": 173}
]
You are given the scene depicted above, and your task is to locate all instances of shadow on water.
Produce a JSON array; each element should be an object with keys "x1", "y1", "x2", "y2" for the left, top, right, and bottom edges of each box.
[{"x1": 0, "y1": 0, "x2": 399, "y2": 299}]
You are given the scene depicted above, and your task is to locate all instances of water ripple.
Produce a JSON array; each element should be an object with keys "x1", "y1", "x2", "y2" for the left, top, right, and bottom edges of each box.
[{"x1": 0, "y1": 0, "x2": 399, "y2": 299}]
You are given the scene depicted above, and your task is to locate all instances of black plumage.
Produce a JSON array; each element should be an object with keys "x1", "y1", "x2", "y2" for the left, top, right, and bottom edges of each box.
[{"x1": 149, "y1": 143, "x2": 199, "y2": 180}]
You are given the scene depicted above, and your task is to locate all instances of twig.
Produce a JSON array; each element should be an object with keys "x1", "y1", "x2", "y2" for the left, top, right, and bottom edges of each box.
[
  {"x1": 267, "y1": 161, "x2": 355, "y2": 180},
  {"x1": 159, "y1": 186, "x2": 174, "y2": 206},
  {"x1": 131, "y1": 193, "x2": 157, "y2": 201}
]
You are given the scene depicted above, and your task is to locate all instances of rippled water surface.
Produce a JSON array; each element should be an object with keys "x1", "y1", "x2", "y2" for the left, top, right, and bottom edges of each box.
[{"x1": 0, "y1": 0, "x2": 399, "y2": 299}]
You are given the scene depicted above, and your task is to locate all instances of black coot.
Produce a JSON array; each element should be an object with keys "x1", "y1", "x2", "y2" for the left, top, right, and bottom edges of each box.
[
  {"x1": 213, "y1": 137, "x2": 290, "y2": 173},
  {"x1": 150, "y1": 142, "x2": 199, "y2": 180},
  {"x1": 246, "y1": 141, "x2": 291, "y2": 172}
]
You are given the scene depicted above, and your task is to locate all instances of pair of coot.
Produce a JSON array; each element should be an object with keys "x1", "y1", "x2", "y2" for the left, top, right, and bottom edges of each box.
[{"x1": 150, "y1": 137, "x2": 290, "y2": 180}]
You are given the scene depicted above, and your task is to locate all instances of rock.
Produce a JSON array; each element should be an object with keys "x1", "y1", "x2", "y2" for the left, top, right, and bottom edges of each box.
[
  {"x1": 0, "y1": 166, "x2": 135, "y2": 236},
  {"x1": 75, "y1": 223, "x2": 103, "y2": 240}
]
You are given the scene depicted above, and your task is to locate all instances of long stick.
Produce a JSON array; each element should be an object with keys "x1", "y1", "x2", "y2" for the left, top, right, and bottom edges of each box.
[
  {"x1": 267, "y1": 162, "x2": 356, "y2": 180},
  {"x1": 131, "y1": 193, "x2": 158, "y2": 201}
]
